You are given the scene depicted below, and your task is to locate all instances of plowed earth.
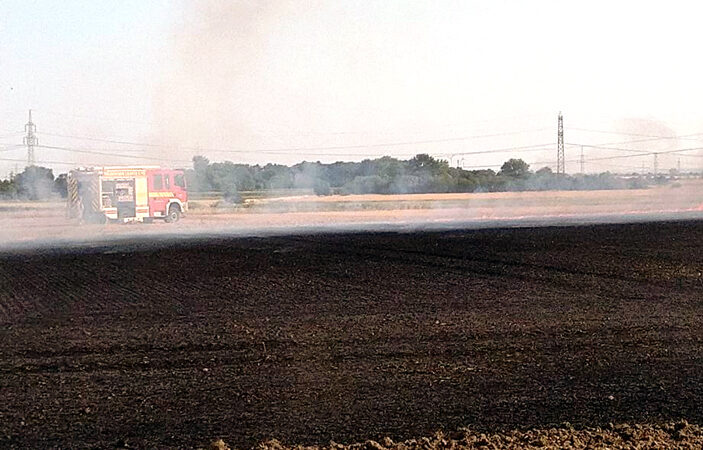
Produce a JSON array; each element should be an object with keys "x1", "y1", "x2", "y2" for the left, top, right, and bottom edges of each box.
[{"x1": 0, "y1": 220, "x2": 702, "y2": 448}]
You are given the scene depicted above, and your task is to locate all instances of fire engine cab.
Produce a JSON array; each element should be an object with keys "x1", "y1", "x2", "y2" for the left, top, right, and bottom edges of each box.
[{"x1": 67, "y1": 166, "x2": 188, "y2": 224}]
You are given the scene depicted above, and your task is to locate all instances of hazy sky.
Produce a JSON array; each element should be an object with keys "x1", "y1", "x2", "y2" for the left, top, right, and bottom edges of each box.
[{"x1": 1, "y1": 0, "x2": 702, "y2": 176}]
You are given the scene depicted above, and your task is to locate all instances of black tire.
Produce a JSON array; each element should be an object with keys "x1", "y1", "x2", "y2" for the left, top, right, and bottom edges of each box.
[{"x1": 165, "y1": 204, "x2": 181, "y2": 223}]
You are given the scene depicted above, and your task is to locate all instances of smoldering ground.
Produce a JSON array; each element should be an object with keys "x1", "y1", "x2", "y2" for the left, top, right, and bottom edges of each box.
[{"x1": 1, "y1": 220, "x2": 702, "y2": 448}]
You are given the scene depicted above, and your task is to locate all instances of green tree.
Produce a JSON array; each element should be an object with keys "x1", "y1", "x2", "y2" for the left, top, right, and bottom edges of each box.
[
  {"x1": 258, "y1": 163, "x2": 293, "y2": 189},
  {"x1": 209, "y1": 161, "x2": 256, "y2": 192},
  {"x1": 499, "y1": 159, "x2": 531, "y2": 179},
  {"x1": 0, "y1": 178, "x2": 17, "y2": 198},
  {"x1": 53, "y1": 173, "x2": 68, "y2": 198},
  {"x1": 313, "y1": 179, "x2": 331, "y2": 195},
  {"x1": 15, "y1": 166, "x2": 55, "y2": 200},
  {"x1": 191, "y1": 155, "x2": 212, "y2": 191},
  {"x1": 184, "y1": 154, "x2": 645, "y2": 196},
  {"x1": 408, "y1": 154, "x2": 448, "y2": 174}
]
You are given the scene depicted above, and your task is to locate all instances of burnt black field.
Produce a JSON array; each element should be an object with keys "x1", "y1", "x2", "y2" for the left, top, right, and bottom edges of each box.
[{"x1": 0, "y1": 220, "x2": 702, "y2": 448}]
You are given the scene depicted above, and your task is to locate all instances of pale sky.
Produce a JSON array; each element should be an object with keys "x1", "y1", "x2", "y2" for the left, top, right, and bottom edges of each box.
[{"x1": 1, "y1": 0, "x2": 702, "y2": 176}]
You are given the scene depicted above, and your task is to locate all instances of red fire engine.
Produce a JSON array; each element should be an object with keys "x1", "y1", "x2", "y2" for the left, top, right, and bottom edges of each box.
[{"x1": 67, "y1": 166, "x2": 188, "y2": 223}]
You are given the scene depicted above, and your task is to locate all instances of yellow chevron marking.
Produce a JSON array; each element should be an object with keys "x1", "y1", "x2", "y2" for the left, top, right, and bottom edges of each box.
[{"x1": 148, "y1": 192, "x2": 175, "y2": 198}]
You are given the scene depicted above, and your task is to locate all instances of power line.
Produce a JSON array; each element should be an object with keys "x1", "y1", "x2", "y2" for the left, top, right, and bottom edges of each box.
[
  {"x1": 40, "y1": 132, "x2": 174, "y2": 148},
  {"x1": 549, "y1": 148, "x2": 702, "y2": 169},
  {"x1": 34, "y1": 129, "x2": 557, "y2": 161},
  {"x1": 561, "y1": 135, "x2": 703, "y2": 173},
  {"x1": 38, "y1": 128, "x2": 555, "y2": 157},
  {"x1": 435, "y1": 142, "x2": 556, "y2": 157},
  {"x1": 565, "y1": 134, "x2": 703, "y2": 157},
  {"x1": 584, "y1": 146, "x2": 703, "y2": 162},
  {"x1": 7, "y1": 114, "x2": 701, "y2": 172},
  {"x1": 31, "y1": 109, "x2": 552, "y2": 135},
  {"x1": 569, "y1": 143, "x2": 650, "y2": 154},
  {"x1": 30, "y1": 125, "x2": 703, "y2": 164},
  {"x1": 586, "y1": 160, "x2": 649, "y2": 171},
  {"x1": 0, "y1": 131, "x2": 24, "y2": 139},
  {"x1": 0, "y1": 144, "x2": 24, "y2": 152},
  {"x1": 461, "y1": 159, "x2": 567, "y2": 170},
  {"x1": 450, "y1": 139, "x2": 697, "y2": 172},
  {"x1": 251, "y1": 125, "x2": 551, "y2": 138},
  {"x1": 35, "y1": 144, "x2": 192, "y2": 164},
  {"x1": 41, "y1": 127, "x2": 552, "y2": 150},
  {"x1": 0, "y1": 156, "x2": 78, "y2": 166},
  {"x1": 31, "y1": 140, "x2": 558, "y2": 168},
  {"x1": 568, "y1": 127, "x2": 661, "y2": 138},
  {"x1": 565, "y1": 131, "x2": 703, "y2": 152},
  {"x1": 567, "y1": 127, "x2": 703, "y2": 141},
  {"x1": 567, "y1": 134, "x2": 703, "y2": 170},
  {"x1": 171, "y1": 140, "x2": 555, "y2": 158}
]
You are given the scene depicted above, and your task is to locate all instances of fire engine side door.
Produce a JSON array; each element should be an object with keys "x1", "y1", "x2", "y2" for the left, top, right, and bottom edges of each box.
[{"x1": 148, "y1": 172, "x2": 170, "y2": 217}]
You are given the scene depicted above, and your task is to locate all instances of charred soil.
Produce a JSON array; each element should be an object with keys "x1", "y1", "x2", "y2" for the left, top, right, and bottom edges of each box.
[{"x1": 0, "y1": 220, "x2": 702, "y2": 448}]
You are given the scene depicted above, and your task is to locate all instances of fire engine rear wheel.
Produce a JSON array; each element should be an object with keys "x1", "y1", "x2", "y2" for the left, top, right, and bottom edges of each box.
[{"x1": 165, "y1": 205, "x2": 181, "y2": 223}]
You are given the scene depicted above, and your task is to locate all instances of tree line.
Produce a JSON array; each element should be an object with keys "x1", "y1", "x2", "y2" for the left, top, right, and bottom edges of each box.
[
  {"x1": 0, "y1": 166, "x2": 67, "y2": 200},
  {"x1": 186, "y1": 154, "x2": 650, "y2": 201},
  {"x1": 0, "y1": 154, "x2": 652, "y2": 201}
]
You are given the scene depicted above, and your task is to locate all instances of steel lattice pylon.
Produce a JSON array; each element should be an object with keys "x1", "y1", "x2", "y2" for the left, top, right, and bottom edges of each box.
[
  {"x1": 557, "y1": 112, "x2": 564, "y2": 175},
  {"x1": 23, "y1": 109, "x2": 38, "y2": 167}
]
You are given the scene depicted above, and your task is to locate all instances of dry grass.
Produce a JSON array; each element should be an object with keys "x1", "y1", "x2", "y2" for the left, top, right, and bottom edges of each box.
[
  {"x1": 0, "y1": 200, "x2": 64, "y2": 213},
  {"x1": 191, "y1": 180, "x2": 703, "y2": 216}
]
